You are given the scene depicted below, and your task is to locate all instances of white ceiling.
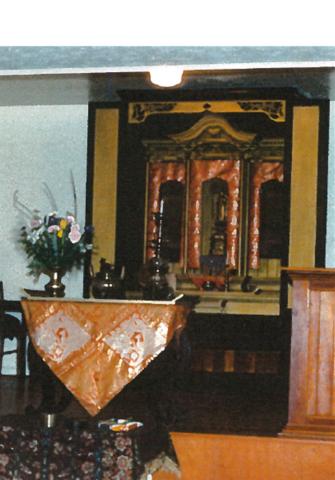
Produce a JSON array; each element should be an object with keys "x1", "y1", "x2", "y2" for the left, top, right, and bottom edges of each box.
[
  {"x1": 2, "y1": 47, "x2": 335, "y2": 73},
  {"x1": 1, "y1": 47, "x2": 335, "y2": 105}
]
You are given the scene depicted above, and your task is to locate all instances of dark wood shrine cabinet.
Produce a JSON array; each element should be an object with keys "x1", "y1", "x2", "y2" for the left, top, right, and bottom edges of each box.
[{"x1": 87, "y1": 90, "x2": 328, "y2": 389}]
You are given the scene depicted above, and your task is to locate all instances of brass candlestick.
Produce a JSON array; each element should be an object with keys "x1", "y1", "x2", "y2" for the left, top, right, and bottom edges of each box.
[{"x1": 142, "y1": 207, "x2": 175, "y2": 301}]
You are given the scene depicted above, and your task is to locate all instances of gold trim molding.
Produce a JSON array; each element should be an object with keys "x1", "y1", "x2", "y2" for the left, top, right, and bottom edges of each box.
[
  {"x1": 237, "y1": 101, "x2": 285, "y2": 122},
  {"x1": 129, "y1": 100, "x2": 286, "y2": 124}
]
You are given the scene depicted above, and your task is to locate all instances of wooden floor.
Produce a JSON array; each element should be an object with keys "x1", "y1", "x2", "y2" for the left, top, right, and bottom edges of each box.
[
  {"x1": 0, "y1": 372, "x2": 289, "y2": 435},
  {"x1": 2, "y1": 374, "x2": 334, "y2": 479},
  {"x1": 171, "y1": 432, "x2": 335, "y2": 480}
]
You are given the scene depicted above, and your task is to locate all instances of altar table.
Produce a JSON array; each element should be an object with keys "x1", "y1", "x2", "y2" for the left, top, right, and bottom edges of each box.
[{"x1": 21, "y1": 298, "x2": 188, "y2": 416}]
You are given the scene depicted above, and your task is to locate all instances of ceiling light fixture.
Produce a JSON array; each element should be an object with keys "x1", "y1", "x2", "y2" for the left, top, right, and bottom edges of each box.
[{"x1": 149, "y1": 66, "x2": 184, "y2": 87}]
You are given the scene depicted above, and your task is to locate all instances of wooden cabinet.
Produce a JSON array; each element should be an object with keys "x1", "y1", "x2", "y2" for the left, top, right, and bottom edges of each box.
[{"x1": 281, "y1": 268, "x2": 335, "y2": 440}]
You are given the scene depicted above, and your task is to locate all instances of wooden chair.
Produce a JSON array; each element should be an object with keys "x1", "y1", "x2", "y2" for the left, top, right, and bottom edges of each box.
[{"x1": 0, "y1": 281, "x2": 26, "y2": 376}]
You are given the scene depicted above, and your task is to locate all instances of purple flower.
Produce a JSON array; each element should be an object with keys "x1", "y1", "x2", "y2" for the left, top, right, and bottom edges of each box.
[
  {"x1": 46, "y1": 213, "x2": 59, "y2": 226},
  {"x1": 85, "y1": 225, "x2": 94, "y2": 234}
]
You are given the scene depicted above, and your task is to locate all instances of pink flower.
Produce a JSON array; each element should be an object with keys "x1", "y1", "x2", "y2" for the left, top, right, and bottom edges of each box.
[
  {"x1": 48, "y1": 225, "x2": 60, "y2": 233},
  {"x1": 69, "y1": 223, "x2": 82, "y2": 243},
  {"x1": 31, "y1": 217, "x2": 42, "y2": 229}
]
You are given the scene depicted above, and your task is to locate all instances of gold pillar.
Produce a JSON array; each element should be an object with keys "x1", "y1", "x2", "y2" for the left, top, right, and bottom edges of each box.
[
  {"x1": 92, "y1": 108, "x2": 119, "y2": 271},
  {"x1": 289, "y1": 106, "x2": 319, "y2": 268}
]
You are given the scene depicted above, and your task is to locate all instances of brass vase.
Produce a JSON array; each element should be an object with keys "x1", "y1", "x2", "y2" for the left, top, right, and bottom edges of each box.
[{"x1": 44, "y1": 267, "x2": 66, "y2": 297}]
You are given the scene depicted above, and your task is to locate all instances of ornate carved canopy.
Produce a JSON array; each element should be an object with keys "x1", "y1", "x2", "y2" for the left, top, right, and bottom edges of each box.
[{"x1": 169, "y1": 114, "x2": 256, "y2": 147}]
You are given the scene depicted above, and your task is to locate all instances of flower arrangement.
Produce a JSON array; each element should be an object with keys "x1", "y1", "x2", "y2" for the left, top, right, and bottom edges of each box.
[
  {"x1": 19, "y1": 212, "x2": 92, "y2": 277},
  {"x1": 14, "y1": 176, "x2": 93, "y2": 278}
]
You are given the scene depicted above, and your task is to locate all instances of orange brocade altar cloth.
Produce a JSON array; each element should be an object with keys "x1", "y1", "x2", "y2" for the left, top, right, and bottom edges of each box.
[{"x1": 21, "y1": 298, "x2": 188, "y2": 416}]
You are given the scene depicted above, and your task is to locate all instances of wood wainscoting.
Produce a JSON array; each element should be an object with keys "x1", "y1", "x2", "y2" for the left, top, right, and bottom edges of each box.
[{"x1": 168, "y1": 432, "x2": 335, "y2": 480}]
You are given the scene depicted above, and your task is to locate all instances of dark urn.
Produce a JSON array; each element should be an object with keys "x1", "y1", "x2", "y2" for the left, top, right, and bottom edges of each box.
[{"x1": 91, "y1": 258, "x2": 125, "y2": 299}]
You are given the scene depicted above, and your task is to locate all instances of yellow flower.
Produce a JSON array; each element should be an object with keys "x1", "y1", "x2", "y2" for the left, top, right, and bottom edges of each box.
[
  {"x1": 57, "y1": 229, "x2": 63, "y2": 238},
  {"x1": 59, "y1": 218, "x2": 68, "y2": 229}
]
